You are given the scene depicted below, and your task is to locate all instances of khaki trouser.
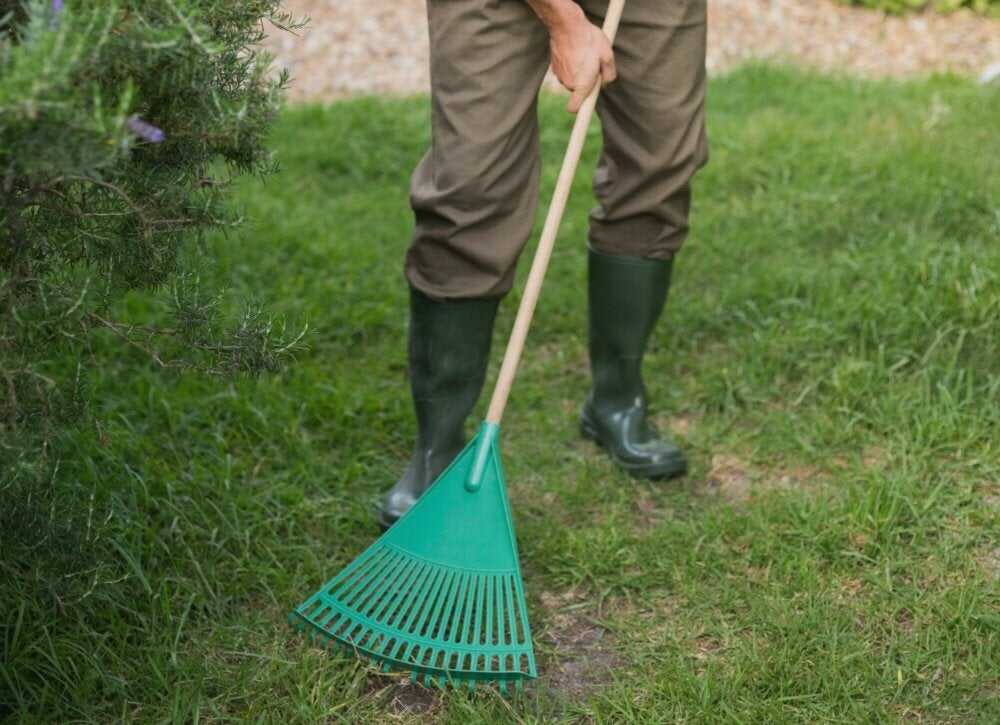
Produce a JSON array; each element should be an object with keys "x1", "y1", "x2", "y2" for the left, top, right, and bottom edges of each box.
[{"x1": 405, "y1": 0, "x2": 709, "y2": 300}]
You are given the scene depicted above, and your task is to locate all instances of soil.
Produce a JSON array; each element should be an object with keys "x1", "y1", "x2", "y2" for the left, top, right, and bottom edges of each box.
[
  {"x1": 538, "y1": 590, "x2": 624, "y2": 700},
  {"x1": 366, "y1": 674, "x2": 441, "y2": 718}
]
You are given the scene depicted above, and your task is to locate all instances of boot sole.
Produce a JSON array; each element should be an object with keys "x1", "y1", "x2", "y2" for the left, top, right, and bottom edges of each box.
[
  {"x1": 580, "y1": 418, "x2": 688, "y2": 480},
  {"x1": 374, "y1": 504, "x2": 398, "y2": 532}
]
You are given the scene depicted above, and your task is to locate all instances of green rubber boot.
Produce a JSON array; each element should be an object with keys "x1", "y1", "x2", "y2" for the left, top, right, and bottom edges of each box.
[
  {"x1": 581, "y1": 246, "x2": 687, "y2": 479},
  {"x1": 376, "y1": 287, "x2": 499, "y2": 530}
]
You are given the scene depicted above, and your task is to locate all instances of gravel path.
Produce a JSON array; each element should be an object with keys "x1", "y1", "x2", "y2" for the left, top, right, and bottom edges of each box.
[{"x1": 265, "y1": 0, "x2": 1000, "y2": 101}]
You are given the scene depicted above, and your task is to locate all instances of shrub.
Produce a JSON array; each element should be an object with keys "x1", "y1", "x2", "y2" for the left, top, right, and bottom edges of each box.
[
  {"x1": 0, "y1": 0, "x2": 301, "y2": 602},
  {"x1": 1, "y1": 0, "x2": 302, "y2": 428},
  {"x1": 839, "y1": 0, "x2": 1000, "y2": 16}
]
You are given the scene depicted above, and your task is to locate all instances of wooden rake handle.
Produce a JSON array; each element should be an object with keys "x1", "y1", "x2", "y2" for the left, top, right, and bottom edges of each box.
[{"x1": 485, "y1": 0, "x2": 627, "y2": 426}]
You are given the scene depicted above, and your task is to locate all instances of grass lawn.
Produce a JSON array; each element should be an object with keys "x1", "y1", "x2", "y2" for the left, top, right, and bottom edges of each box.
[{"x1": 3, "y1": 66, "x2": 999, "y2": 723}]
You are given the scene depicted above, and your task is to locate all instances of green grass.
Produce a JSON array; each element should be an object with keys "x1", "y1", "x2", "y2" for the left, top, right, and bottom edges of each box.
[{"x1": 3, "y1": 65, "x2": 999, "y2": 723}]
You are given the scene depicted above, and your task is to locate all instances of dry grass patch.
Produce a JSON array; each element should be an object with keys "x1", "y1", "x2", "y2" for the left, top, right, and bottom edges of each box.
[
  {"x1": 651, "y1": 412, "x2": 701, "y2": 440},
  {"x1": 611, "y1": 595, "x2": 735, "y2": 676},
  {"x1": 862, "y1": 445, "x2": 891, "y2": 471},
  {"x1": 699, "y1": 453, "x2": 828, "y2": 503},
  {"x1": 836, "y1": 576, "x2": 866, "y2": 603},
  {"x1": 976, "y1": 546, "x2": 1000, "y2": 582},
  {"x1": 978, "y1": 481, "x2": 1000, "y2": 510}
]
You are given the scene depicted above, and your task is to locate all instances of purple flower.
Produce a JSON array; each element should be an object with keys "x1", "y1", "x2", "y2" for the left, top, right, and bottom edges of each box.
[
  {"x1": 50, "y1": 0, "x2": 64, "y2": 29},
  {"x1": 126, "y1": 115, "x2": 166, "y2": 144}
]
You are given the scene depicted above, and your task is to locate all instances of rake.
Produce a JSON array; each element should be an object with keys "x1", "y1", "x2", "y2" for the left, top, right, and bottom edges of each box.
[{"x1": 289, "y1": 0, "x2": 627, "y2": 691}]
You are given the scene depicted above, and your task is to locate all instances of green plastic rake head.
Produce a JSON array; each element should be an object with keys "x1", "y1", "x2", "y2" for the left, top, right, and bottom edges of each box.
[{"x1": 289, "y1": 423, "x2": 537, "y2": 691}]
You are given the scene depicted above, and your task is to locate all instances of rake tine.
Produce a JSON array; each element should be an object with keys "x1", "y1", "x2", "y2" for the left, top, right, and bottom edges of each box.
[{"x1": 376, "y1": 561, "x2": 426, "y2": 627}]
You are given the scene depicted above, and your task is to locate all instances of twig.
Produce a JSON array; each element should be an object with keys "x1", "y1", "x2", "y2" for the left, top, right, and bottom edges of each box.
[
  {"x1": 58, "y1": 175, "x2": 150, "y2": 226},
  {"x1": 86, "y1": 312, "x2": 171, "y2": 369}
]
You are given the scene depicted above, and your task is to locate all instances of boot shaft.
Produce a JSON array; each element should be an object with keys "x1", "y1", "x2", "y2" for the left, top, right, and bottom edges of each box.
[
  {"x1": 408, "y1": 287, "x2": 500, "y2": 451},
  {"x1": 587, "y1": 247, "x2": 673, "y2": 408}
]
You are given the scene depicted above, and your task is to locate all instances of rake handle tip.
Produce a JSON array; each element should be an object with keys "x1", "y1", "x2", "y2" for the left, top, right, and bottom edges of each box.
[{"x1": 466, "y1": 422, "x2": 500, "y2": 492}]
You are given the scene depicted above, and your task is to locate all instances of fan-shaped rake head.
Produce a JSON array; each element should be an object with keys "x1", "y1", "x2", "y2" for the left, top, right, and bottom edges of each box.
[
  {"x1": 289, "y1": 543, "x2": 535, "y2": 691},
  {"x1": 289, "y1": 423, "x2": 537, "y2": 691}
]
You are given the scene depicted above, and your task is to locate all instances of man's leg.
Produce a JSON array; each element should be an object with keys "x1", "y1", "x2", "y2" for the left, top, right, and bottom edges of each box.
[
  {"x1": 378, "y1": 0, "x2": 550, "y2": 528},
  {"x1": 577, "y1": 0, "x2": 709, "y2": 478}
]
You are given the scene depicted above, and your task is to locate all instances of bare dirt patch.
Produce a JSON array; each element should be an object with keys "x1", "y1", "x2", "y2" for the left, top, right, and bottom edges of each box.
[
  {"x1": 976, "y1": 547, "x2": 1000, "y2": 582},
  {"x1": 665, "y1": 414, "x2": 697, "y2": 439},
  {"x1": 633, "y1": 489, "x2": 672, "y2": 529},
  {"x1": 700, "y1": 454, "x2": 825, "y2": 503},
  {"x1": 862, "y1": 445, "x2": 891, "y2": 471},
  {"x1": 979, "y1": 481, "x2": 1000, "y2": 510},
  {"x1": 706, "y1": 454, "x2": 754, "y2": 502},
  {"x1": 894, "y1": 608, "x2": 915, "y2": 635},
  {"x1": 692, "y1": 633, "x2": 724, "y2": 671},
  {"x1": 538, "y1": 589, "x2": 624, "y2": 701},
  {"x1": 836, "y1": 576, "x2": 866, "y2": 604},
  {"x1": 367, "y1": 676, "x2": 441, "y2": 718},
  {"x1": 265, "y1": 0, "x2": 1000, "y2": 102}
]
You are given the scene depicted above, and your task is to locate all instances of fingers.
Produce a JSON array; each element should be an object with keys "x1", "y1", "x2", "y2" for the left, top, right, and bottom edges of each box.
[
  {"x1": 561, "y1": 28, "x2": 617, "y2": 114},
  {"x1": 566, "y1": 60, "x2": 612, "y2": 113},
  {"x1": 566, "y1": 55, "x2": 604, "y2": 114},
  {"x1": 567, "y1": 82, "x2": 591, "y2": 114},
  {"x1": 600, "y1": 46, "x2": 617, "y2": 87}
]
